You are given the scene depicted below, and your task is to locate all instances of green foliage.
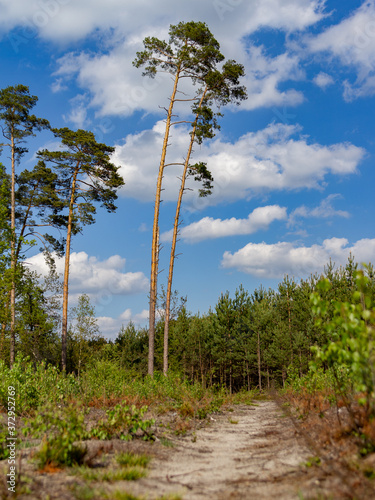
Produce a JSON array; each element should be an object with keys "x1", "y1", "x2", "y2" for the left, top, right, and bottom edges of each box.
[
  {"x1": 37, "y1": 127, "x2": 125, "y2": 232},
  {"x1": 115, "y1": 451, "x2": 151, "y2": 468},
  {"x1": 75, "y1": 465, "x2": 146, "y2": 482},
  {"x1": 90, "y1": 404, "x2": 155, "y2": 441},
  {"x1": 0, "y1": 355, "x2": 80, "y2": 413},
  {"x1": 23, "y1": 403, "x2": 87, "y2": 468},
  {"x1": 69, "y1": 294, "x2": 100, "y2": 376},
  {"x1": 78, "y1": 358, "x2": 133, "y2": 402},
  {"x1": 311, "y1": 270, "x2": 375, "y2": 409},
  {"x1": 0, "y1": 422, "x2": 11, "y2": 460}
]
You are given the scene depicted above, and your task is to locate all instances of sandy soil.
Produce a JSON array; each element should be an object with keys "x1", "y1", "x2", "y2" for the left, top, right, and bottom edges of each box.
[
  {"x1": 2, "y1": 399, "x2": 375, "y2": 499},
  {"x1": 119, "y1": 401, "x2": 336, "y2": 499}
]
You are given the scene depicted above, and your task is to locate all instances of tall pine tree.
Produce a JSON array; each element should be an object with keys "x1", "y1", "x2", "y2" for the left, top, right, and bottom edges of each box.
[{"x1": 37, "y1": 128, "x2": 124, "y2": 370}]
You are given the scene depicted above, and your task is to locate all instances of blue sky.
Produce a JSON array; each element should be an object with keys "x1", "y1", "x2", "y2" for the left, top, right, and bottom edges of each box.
[{"x1": 1, "y1": 0, "x2": 375, "y2": 338}]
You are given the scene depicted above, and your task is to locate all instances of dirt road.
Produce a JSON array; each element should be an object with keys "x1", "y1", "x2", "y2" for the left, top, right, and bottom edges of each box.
[
  {"x1": 5, "y1": 399, "x2": 372, "y2": 499},
  {"x1": 126, "y1": 400, "x2": 332, "y2": 499}
]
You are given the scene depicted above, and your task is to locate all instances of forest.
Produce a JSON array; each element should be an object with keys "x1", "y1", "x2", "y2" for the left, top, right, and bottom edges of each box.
[{"x1": 1, "y1": 19, "x2": 375, "y2": 500}]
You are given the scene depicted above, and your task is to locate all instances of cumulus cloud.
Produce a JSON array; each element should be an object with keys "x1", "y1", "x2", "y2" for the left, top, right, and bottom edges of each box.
[
  {"x1": 113, "y1": 122, "x2": 365, "y2": 205},
  {"x1": 161, "y1": 205, "x2": 287, "y2": 243},
  {"x1": 1, "y1": 0, "x2": 326, "y2": 43},
  {"x1": 25, "y1": 0, "x2": 326, "y2": 118},
  {"x1": 306, "y1": 1, "x2": 375, "y2": 99},
  {"x1": 313, "y1": 72, "x2": 334, "y2": 89},
  {"x1": 97, "y1": 309, "x2": 149, "y2": 339},
  {"x1": 288, "y1": 194, "x2": 350, "y2": 227},
  {"x1": 26, "y1": 251, "x2": 149, "y2": 298},
  {"x1": 240, "y1": 45, "x2": 305, "y2": 111},
  {"x1": 53, "y1": 34, "x2": 306, "y2": 118},
  {"x1": 63, "y1": 94, "x2": 91, "y2": 129},
  {"x1": 221, "y1": 237, "x2": 375, "y2": 278}
]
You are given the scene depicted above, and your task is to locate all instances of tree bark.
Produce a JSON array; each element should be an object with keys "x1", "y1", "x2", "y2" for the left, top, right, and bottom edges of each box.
[
  {"x1": 10, "y1": 130, "x2": 16, "y2": 367},
  {"x1": 287, "y1": 285, "x2": 293, "y2": 364},
  {"x1": 163, "y1": 86, "x2": 208, "y2": 376},
  {"x1": 257, "y1": 330, "x2": 262, "y2": 391},
  {"x1": 148, "y1": 67, "x2": 181, "y2": 377},
  {"x1": 61, "y1": 167, "x2": 79, "y2": 371}
]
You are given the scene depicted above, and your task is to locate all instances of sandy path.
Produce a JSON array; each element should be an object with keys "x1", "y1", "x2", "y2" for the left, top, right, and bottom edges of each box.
[{"x1": 127, "y1": 401, "x2": 321, "y2": 499}]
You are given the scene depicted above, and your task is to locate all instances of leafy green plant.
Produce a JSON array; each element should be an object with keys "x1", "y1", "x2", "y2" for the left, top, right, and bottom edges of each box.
[
  {"x1": 311, "y1": 270, "x2": 375, "y2": 412},
  {"x1": 90, "y1": 404, "x2": 155, "y2": 441},
  {"x1": 0, "y1": 355, "x2": 80, "y2": 414},
  {"x1": 23, "y1": 403, "x2": 87, "y2": 468},
  {"x1": 0, "y1": 423, "x2": 10, "y2": 460}
]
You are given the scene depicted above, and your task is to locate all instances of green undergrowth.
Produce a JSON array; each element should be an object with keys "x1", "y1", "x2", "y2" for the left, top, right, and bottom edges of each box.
[{"x1": 0, "y1": 357, "x2": 254, "y2": 417}]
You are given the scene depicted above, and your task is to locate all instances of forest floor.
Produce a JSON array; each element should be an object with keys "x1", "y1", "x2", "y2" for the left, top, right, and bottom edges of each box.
[{"x1": 2, "y1": 398, "x2": 375, "y2": 500}]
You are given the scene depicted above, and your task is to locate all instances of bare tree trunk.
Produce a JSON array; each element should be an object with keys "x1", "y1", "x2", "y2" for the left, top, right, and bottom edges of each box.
[
  {"x1": 10, "y1": 131, "x2": 16, "y2": 367},
  {"x1": 163, "y1": 87, "x2": 208, "y2": 376},
  {"x1": 287, "y1": 285, "x2": 293, "y2": 364},
  {"x1": 149, "y1": 67, "x2": 181, "y2": 377},
  {"x1": 61, "y1": 168, "x2": 79, "y2": 371},
  {"x1": 257, "y1": 330, "x2": 262, "y2": 391}
]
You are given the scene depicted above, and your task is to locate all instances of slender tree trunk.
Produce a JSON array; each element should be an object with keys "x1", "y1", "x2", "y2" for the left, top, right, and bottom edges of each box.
[
  {"x1": 163, "y1": 86, "x2": 208, "y2": 376},
  {"x1": 257, "y1": 330, "x2": 262, "y2": 391},
  {"x1": 0, "y1": 322, "x2": 5, "y2": 359},
  {"x1": 149, "y1": 67, "x2": 181, "y2": 377},
  {"x1": 10, "y1": 131, "x2": 16, "y2": 367},
  {"x1": 61, "y1": 168, "x2": 79, "y2": 371},
  {"x1": 287, "y1": 286, "x2": 293, "y2": 364}
]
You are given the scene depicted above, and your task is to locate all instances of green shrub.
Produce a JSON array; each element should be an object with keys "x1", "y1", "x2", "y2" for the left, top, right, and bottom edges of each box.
[
  {"x1": 311, "y1": 270, "x2": 375, "y2": 410},
  {"x1": 0, "y1": 355, "x2": 80, "y2": 414},
  {"x1": 23, "y1": 404, "x2": 87, "y2": 468},
  {"x1": 90, "y1": 404, "x2": 155, "y2": 441}
]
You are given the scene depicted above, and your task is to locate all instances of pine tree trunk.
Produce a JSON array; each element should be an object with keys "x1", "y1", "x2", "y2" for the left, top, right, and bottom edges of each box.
[
  {"x1": 149, "y1": 67, "x2": 181, "y2": 377},
  {"x1": 163, "y1": 87, "x2": 208, "y2": 376},
  {"x1": 10, "y1": 131, "x2": 16, "y2": 367},
  {"x1": 287, "y1": 286, "x2": 293, "y2": 364},
  {"x1": 61, "y1": 168, "x2": 79, "y2": 371},
  {"x1": 257, "y1": 330, "x2": 262, "y2": 391}
]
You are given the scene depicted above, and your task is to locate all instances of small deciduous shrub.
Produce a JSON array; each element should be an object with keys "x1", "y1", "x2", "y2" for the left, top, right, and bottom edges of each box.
[
  {"x1": 90, "y1": 404, "x2": 155, "y2": 441},
  {"x1": 23, "y1": 404, "x2": 87, "y2": 468},
  {"x1": 311, "y1": 271, "x2": 375, "y2": 414},
  {"x1": 0, "y1": 356, "x2": 80, "y2": 414}
]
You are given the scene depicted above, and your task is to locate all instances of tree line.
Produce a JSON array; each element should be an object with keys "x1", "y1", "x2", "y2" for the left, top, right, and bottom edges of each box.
[
  {"x1": 1, "y1": 21, "x2": 372, "y2": 390},
  {"x1": 0, "y1": 21, "x2": 248, "y2": 375},
  {"x1": 0, "y1": 85, "x2": 124, "y2": 370}
]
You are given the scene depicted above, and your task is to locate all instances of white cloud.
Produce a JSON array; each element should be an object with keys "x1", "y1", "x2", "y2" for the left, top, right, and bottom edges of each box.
[
  {"x1": 306, "y1": 1, "x2": 375, "y2": 99},
  {"x1": 162, "y1": 205, "x2": 287, "y2": 243},
  {"x1": 97, "y1": 308, "x2": 149, "y2": 339},
  {"x1": 1, "y1": 0, "x2": 326, "y2": 43},
  {"x1": 51, "y1": 77, "x2": 67, "y2": 93},
  {"x1": 63, "y1": 94, "x2": 91, "y2": 129},
  {"x1": 26, "y1": 251, "x2": 149, "y2": 298},
  {"x1": 31, "y1": 0, "x2": 327, "y2": 118},
  {"x1": 240, "y1": 45, "x2": 305, "y2": 111},
  {"x1": 54, "y1": 35, "x2": 306, "y2": 118},
  {"x1": 113, "y1": 122, "x2": 365, "y2": 205},
  {"x1": 288, "y1": 194, "x2": 350, "y2": 227},
  {"x1": 221, "y1": 237, "x2": 375, "y2": 278},
  {"x1": 313, "y1": 71, "x2": 334, "y2": 89}
]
